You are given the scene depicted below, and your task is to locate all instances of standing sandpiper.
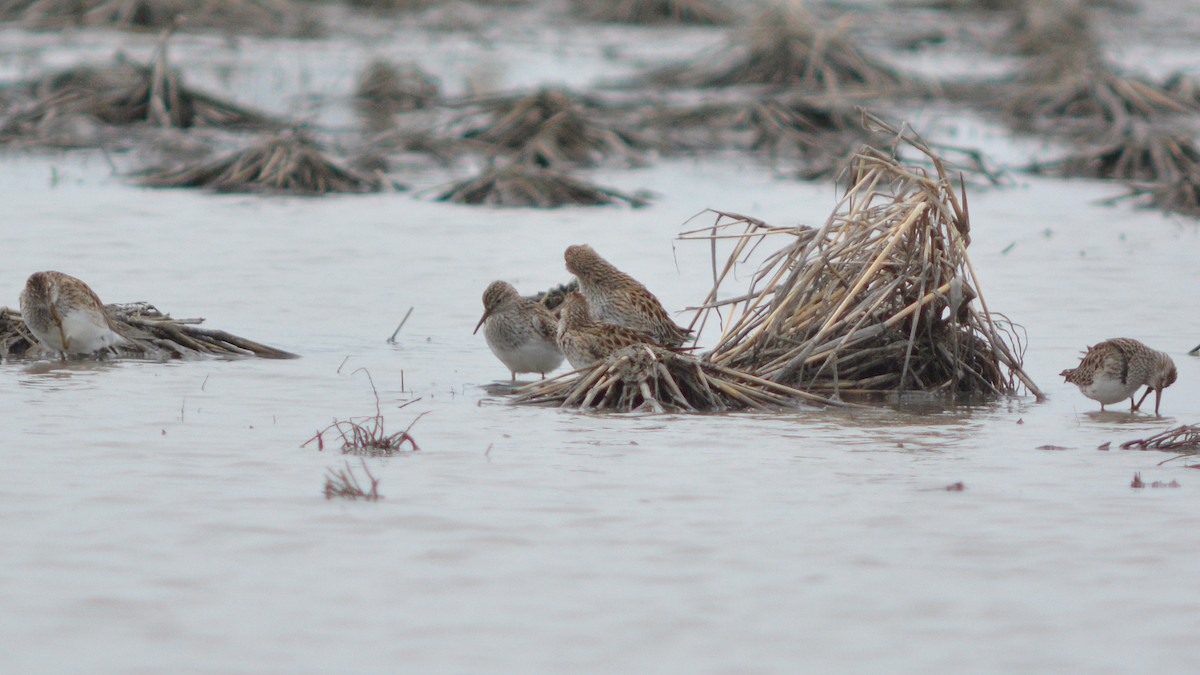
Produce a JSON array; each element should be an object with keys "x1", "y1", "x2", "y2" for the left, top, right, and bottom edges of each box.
[
  {"x1": 475, "y1": 280, "x2": 564, "y2": 380},
  {"x1": 556, "y1": 291, "x2": 653, "y2": 370},
  {"x1": 564, "y1": 244, "x2": 692, "y2": 348},
  {"x1": 1060, "y1": 338, "x2": 1177, "y2": 415},
  {"x1": 19, "y1": 271, "x2": 129, "y2": 357}
]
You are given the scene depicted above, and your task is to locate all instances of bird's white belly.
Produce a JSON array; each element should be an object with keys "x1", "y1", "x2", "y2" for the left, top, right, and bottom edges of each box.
[
  {"x1": 497, "y1": 339, "x2": 563, "y2": 375},
  {"x1": 1079, "y1": 377, "x2": 1138, "y2": 405},
  {"x1": 57, "y1": 308, "x2": 125, "y2": 354}
]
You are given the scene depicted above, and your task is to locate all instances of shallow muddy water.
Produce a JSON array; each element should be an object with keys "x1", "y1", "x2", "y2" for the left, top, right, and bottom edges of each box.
[{"x1": 3, "y1": 3, "x2": 1200, "y2": 673}]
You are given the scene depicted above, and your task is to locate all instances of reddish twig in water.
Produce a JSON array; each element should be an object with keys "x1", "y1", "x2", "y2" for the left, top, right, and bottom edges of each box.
[
  {"x1": 302, "y1": 369, "x2": 425, "y2": 456},
  {"x1": 323, "y1": 459, "x2": 382, "y2": 501}
]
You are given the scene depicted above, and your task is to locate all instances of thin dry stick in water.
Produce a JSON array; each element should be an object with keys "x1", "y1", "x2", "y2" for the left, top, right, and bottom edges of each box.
[{"x1": 388, "y1": 307, "x2": 414, "y2": 344}]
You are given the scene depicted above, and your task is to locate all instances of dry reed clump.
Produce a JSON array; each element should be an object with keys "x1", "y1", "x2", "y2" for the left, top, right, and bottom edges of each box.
[
  {"x1": 1105, "y1": 168, "x2": 1200, "y2": 218},
  {"x1": 140, "y1": 131, "x2": 388, "y2": 195},
  {"x1": 533, "y1": 279, "x2": 579, "y2": 312},
  {"x1": 571, "y1": 0, "x2": 736, "y2": 25},
  {"x1": 0, "y1": 303, "x2": 297, "y2": 359},
  {"x1": 0, "y1": 0, "x2": 322, "y2": 36},
  {"x1": 641, "y1": 97, "x2": 862, "y2": 159},
  {"x1": 1005, "y1": 61, "x2": 1197, "y2": 139},
  {"x1": 354, "y1": 60, "x2": 440, "y2": 112},
  {"x1": 323, "y1": 460, "x2": 382, "y2": 501},
  {"x1": 1005, "y1": 1, "x2": 1094, "y2": 57},
  {"x1": 303, "y1": 371, "x2": 424, "y2": 457},
  {"x1": 655, "y1": 5, "x2": 907, "y2": 95},
  {"x1": 450, "y1": 89, "x2": 645, "y2": 168},
  {"x1": 1031, "y1": 123, "x2": 1200, "y2": 182},
  {"x1": 435, "y1": 164, "x2": 649, "y2": 208},
  {"x1": 1120, "y1": 425, "x2": 1200, "y2": 454},
  {"x1": 0, "y1": 48, "x2": 275, "y2": 147},
  {"x1": 0, "y1": 305, "x2": 38, "y2": 359},
  {"x1": 684, "y1": 115, "x2": 1040, "y2": 400},
  {"x1": 515, "y1": 344, "x2": 842, "y2": 412},
  {"x1": 1163, "y1": 72, "x2": 1200, "y2": 108}
]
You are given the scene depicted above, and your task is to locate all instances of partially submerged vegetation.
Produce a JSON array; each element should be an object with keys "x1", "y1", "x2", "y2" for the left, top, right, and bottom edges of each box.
[
  {"x1": 687, "y1": 116, "x2": 1040, "y2": 399},
  {"x1": 1105, "y1": 169, "x2": 1200, "y2": 218},
  {"x1": 435, "y1": 164, "x2": 648, "y2": 208},
  {"x1": 0, "y1": 0, "x2": 323, "y2": 37},
  {"x1": 515, "y1": 344, "x2": 842, "y2": 413},
  {"x1": 303, "y1": 372, "x2": 423, "y2": 457},
  {"x1": 571, "y1": 0, "x2": 736, "y2": 25},
  {"x1": 323, "y1": 460, "x2": 382, "y2": 501},
  {"x1": 0, "y1": 47, "x2": 275, "y2": 148},
  {"x1": 1033, "y1": 125, "x2": 1200, "y2": 182},
  {"x1": 652, "y1": 5, "x2": 908, "y2": 95},
  {"x1": 1121, "y1": 424, "x2": 1200, "y2": 453},
  {"x1": 141, "y1": 131, "x2": 388, "y2": 195},
  {"x1": 640, "y1": 96, "x2": 862, "y2": 160},
  {"x1": 355, "y1": 60, "x2": 441, "y2": 112},
  {"x1": 0, "y1": 303, "x2": 297, "y2": 360},
  {"x1": 450, "y1": 88, "x2": 645, "y2": 168},
  {"x1": 1005, "y1": 63, "x2": 1197, "y2": 138}
]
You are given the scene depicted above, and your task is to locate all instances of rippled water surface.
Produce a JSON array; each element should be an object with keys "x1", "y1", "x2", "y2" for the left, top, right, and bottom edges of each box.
[{"x1": 3, "y1": 3, "x2": 1200, "y2": 673}]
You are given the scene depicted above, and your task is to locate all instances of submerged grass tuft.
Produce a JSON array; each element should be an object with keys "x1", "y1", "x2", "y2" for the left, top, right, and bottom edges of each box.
[
  {"x1": 323, "y1": 459, "x2": 382, "y2": 501},
  {"x1": 686, "y1": 112, "x2": 1039, "y2": 400},
  {"x1": 304, "y1": 370, "x2": 424, "y2": 457},
  {"x1": 435, "y1": 164, "x2": 648, "y2": 208},
  {"x1": 140, "y1": 130, "x2": 387, "y2": 195}
]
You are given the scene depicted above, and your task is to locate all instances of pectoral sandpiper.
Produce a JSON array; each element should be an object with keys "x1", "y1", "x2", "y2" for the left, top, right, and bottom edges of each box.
[
  {"x1": 19, "y1": 271, "x2": 129, "y2": 357},
  {"x1": 564, "y1": 244, "x2": 692, "y2": 348},
  {"x1": 474, "y1": 280, "x2": 564, "y2": 380},
  {"x1": 1060, "y1": 337, "x2": 1177, "y2": 415},
  {"x1": 556, "y1": 291, "x2": 653, "y2": 370}
]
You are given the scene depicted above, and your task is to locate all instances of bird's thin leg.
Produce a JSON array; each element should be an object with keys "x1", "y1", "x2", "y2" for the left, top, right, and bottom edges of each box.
[{"x1": 1132, "y1": 387, "x2": 1153, "y2": 412}]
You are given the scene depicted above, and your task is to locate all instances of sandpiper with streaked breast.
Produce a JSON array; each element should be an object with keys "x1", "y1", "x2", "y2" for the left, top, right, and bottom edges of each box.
[
  {"x1": 19, "y1": 271, "x2": 129, "y2": 357},
  {"x1": 1060, "y1": 337, "x2": 1177, "y2": 415},
  {"x1": 564, "y1": 244, "x2": 692, "y2": 348},
  {"x1": 475, "y1": 280, "x2": 564, "y2": 380},
  {"x1": 556, "y1": 291, "x2": 654, "y2": 370}
]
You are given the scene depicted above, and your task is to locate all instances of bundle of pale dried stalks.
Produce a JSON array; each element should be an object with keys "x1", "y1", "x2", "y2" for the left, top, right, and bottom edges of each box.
[
  {"x1": 0, "y1": 39, "x2": 274, "y2": 147},
  {"x1": 449, "y1": 88, "x2": 644, "y2": 168},
  {"x1": 1033, "y1": 123, "x2": 1200, "y2": 182},
  {"x1": 141, "y1": 131, "x2": 385, "y2": 195},
  {"x1": 1006, "y1": 60, "x2": 1197, "y2": 139},
  {"x1": 641, "y1": 96, "x2": 862, "y2": 159},
  {"x1": 571, "y1": 0, "x2": 736, "y2": 25},
  {"x1": 653, "y1": 5, "x2": 908, "y2": 96},
  {"x1": 435, "y1": 164, "x2": 647, "y2": 208},
  {"x1": 354, "y1": 60, "x2": 440, "y2": 112},
  {"x1": 0, "y1": 0, "x2": 320, "y2": 36},
  {"x1": 514, "y1": 344, "x2": 840, "y2": 412},
  {"x1": 0, "y1": 303, "x2": 296, "y2": 360},
  {"x1": 1107, "y1": 168, "x2": 1200, "y2": 217},
  {"x1": 685, "y1": 115, "x2": 1040, "y2": 400}
]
